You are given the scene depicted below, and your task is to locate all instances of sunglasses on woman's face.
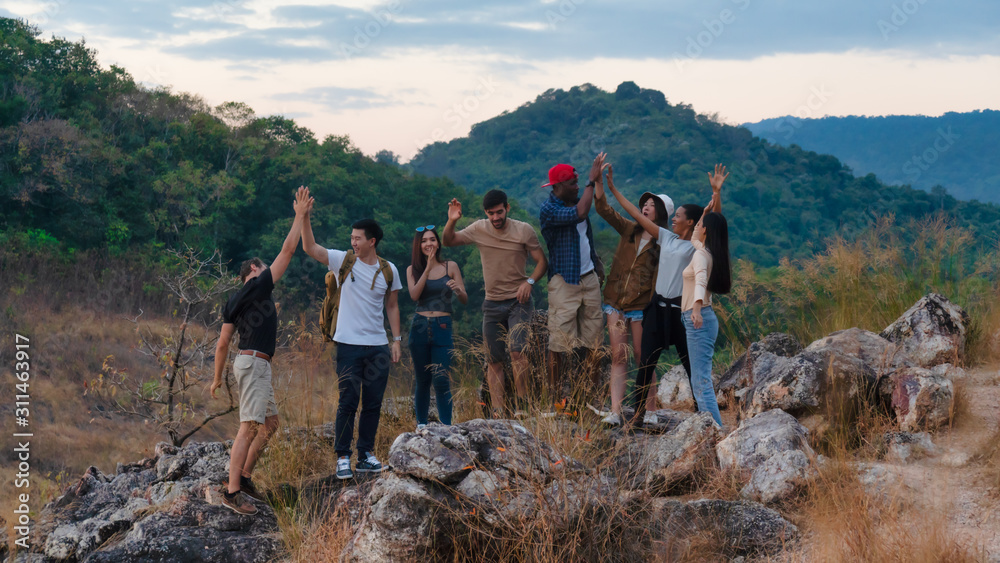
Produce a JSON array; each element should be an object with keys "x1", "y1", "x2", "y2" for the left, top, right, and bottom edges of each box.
[{"x1": 415, "y1": 225, "x2": 435, "y2": 232}]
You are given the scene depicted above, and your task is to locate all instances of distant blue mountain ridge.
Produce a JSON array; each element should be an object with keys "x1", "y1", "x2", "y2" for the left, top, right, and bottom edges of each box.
[{"x1": 744, "y1": 110, "x2": 1000, "y2": 204}]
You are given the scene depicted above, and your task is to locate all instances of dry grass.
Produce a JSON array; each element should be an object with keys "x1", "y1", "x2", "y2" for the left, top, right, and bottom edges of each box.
[
  {"x1": 787, "y1": 458, "x2": 984, "y2": 562},
  {"x1": 977, "y1": 424, "x2": 1000, "y2": 496}
]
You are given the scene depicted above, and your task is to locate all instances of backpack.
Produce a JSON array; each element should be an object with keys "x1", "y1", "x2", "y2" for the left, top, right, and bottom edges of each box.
[{"x1": 320, "y1": 251, "x2": 394, "y2": 342}]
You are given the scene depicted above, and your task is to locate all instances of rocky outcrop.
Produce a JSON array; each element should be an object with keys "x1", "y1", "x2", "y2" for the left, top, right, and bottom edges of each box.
[
  {"x1": 741, "y1": 449, "x2": 817, "y2": 504},
  {"x1": 344, "y1": 419, "x2": 585, "y2": 561},
  {"x1": 739, "y1": 352, "x2": 826, "y2": 417},
  {"x1": 643, "y1": 412, "x2": 721, "y2": 494},
  {"x1": 882, "y1": 431, "x2": 939, "y2": 463},
  {"x1": 656, "y1": 364, "x2": 695, "y2": 409},
  {"x1": 739, "y1": 328, "x2": 905, "y2": 418},
  {"x1": 717, "y1": 410, "x2": 816, "y2": 503},
  {"x1": 718, "y1": 332, "x2": 802, "y2": 396},
  {"x1": 651, "y1": 498, "x2": 799, "y2": 558},
  {"x1": 891, "y1": 367, "x2": 954, "y2": 431},
  {"x1": 881, "y1": 293, "x2": 969, "y2": 367},
  {"x1": 28, "y1": 441, "x2": 282, "y2": 563}
]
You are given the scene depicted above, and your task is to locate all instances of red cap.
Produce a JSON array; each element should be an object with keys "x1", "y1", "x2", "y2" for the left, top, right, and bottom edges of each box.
[{"x1": 541, "y1": 164, "x2": 578, "y2": 187}]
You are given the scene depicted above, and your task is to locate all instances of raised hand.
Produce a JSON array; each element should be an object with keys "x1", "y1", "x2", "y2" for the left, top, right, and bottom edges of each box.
[
  {"x1": 293, "y1": 185, "x2": 313, "y2": 216},
  {"x1": 605, "y1": 165, "x2": 617, "y2": 192},
  {"x1": 708, "y1": 164, "x2": 729, "y2": 192},
  {"x1": 589, "y1": 152, "x2": 607, "y2": 184},
  {"x1": 448, "y1": 198, "x2": 463, "y2": 222}
]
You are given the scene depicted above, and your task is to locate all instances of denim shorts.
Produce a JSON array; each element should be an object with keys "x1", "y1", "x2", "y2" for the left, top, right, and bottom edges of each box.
[{"x1": 602, "y1": 303, "x2": 644, "y2": 321}]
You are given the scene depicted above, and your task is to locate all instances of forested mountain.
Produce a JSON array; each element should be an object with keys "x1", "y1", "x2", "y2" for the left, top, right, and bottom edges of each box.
[
  {"x1": 0, "y1": 18, "x2": 491, "y2": 329},
  {"x1": 744, "y1": 111, "x2": 1000, "y2": 204},
  {"x1": 409, "y1": 82, "x2": 1000, "y2": 265}
]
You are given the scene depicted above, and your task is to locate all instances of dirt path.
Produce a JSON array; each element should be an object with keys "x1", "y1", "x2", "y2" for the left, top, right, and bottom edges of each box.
[{"x1": 918, "y1": 367, "x2": 1000, "y2": 559}]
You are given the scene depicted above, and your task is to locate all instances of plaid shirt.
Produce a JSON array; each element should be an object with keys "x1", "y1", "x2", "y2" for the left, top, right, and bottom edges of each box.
[{"x1": 539, "y1": 193, "x2": 599, "y2": 285}]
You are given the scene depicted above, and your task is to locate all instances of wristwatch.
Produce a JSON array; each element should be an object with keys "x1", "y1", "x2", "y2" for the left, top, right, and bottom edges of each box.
[
  {"x1": 526, "y1": 278, "x2": 535, "y2": 286},
  {"x1": 393, "y1": 336, "x2": 402, "y2": 342},
  {"x1": 586, "y1": 180, "x2": 596, "y2": 188}
]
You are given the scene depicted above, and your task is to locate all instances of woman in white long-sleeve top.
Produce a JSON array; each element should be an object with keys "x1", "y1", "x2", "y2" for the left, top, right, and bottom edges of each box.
[{"x1": 681, "y1": 211, "x2": 731, "y2": 426}]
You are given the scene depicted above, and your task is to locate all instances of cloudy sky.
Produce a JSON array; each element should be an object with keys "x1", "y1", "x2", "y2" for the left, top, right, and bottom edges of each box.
[{"x1": 3, "y1": 0, "x2": 998, "y2": 159}]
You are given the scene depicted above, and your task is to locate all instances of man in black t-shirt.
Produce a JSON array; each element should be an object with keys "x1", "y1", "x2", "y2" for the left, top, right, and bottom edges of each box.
[{"x1": 211, "y1": 186, "x2": 311, "y2": 516}]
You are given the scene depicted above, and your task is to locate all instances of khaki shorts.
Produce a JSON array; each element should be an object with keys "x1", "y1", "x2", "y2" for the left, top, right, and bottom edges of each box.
[
  {"x1": 547, "y1": 272, "x2": 604, "y2": 353},
  {"x1": 233, "y1": 354, "x2": 278, "y2": 424}
]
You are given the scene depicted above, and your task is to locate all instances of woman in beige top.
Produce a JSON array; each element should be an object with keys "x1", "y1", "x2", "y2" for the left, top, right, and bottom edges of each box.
[{"x1": 680, "y1": 211, "x2": 731, "y2": 426}]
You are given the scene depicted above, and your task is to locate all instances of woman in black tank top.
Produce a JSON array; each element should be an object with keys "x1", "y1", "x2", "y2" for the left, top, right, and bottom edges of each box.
[{"x1": 406, "y1": 227, "x2": 468, "y2": 429}]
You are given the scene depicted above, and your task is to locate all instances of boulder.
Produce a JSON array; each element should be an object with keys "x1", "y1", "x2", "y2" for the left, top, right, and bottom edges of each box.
[
  {"x1": 881, "y1": 293, "x2": 969, "y2": 367},
  {"x1": 29, "y1": 441, "x2": 282, "y2": 563},
  {"x1": 342, "y1": 473, "x2": 452, "y2": 563},
  {"x1": 930, "y1": 363, "x2": 967, "y2": 380},
  {"x1": 644, "y1": 412, "x2": 721, "y2": 494},
  {"x1": 803, "y1": 327, "x2": 904, "y2": 390},
  {"x1": 882, "y1": 431, "x2": 939, "y2": 463},
  {"x1": 741, "y1": 449, "x2": 817, "y2": 504},
  {"x1": 718, "y1": 333, "x2": 802, "y2": 395},
  {"x1": 717, "y1": 409, "x2": 815, "y2": 472},
  {"x1": 739, "y1": 352, "x2": 826, "y2": 417},
  {"x1": 344, "y1": 419, "x2": 585, "y2": 561},
  {"x1": 656, "y1": 364, "x2": 695, "y2": 409},
  {"x1": 651, "y1": 498, "x2": 799, "y2": 558},
  {"x1": 891, "y1": 367, "x2": 954, "y2": 431},
  {"x1": 388, "y1": 425, "x2": 477, "y2": 483}
]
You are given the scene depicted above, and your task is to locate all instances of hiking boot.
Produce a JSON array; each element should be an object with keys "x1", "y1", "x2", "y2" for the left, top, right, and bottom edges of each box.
[
  {"x1": 356, "y1": 452, "x2": 388, "y2": 473},
  {"x1": 240, "y1": 475, "x2": 264, "y2": 502},
  {"x1": 221, "y1": 489, "x2": 258, "y2": 516},
  {"x1": 643, "y1": 412, "x2": 659, "y2": 425},
  {"x1": 336, "y1": 456, "x2": 353, "y2": 480},
  {"x1": 601, "y1": 412, "x2": 622, "y2": 427}
]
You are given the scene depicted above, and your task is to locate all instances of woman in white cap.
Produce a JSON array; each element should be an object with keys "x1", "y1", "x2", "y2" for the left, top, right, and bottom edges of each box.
[{"x1": 605, "y1": 164, "x2": 727, "y2": 428}]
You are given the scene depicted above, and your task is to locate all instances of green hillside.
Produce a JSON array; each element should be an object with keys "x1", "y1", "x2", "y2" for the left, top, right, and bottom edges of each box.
[
  {"x1": 744, "y1": 111, "x2": 1000, "y2": 204},
  {"x1": 0, "y1": 18, "x2": 494, "y2": 332},
  {"x1": 409, "y1": 82, "x2": 1000, "y2": 266}
]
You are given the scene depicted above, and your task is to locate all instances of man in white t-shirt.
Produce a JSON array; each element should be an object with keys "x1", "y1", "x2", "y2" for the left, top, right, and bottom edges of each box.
[{"x1": 302, "y1": 211, "x2": 402, "y2": 480}]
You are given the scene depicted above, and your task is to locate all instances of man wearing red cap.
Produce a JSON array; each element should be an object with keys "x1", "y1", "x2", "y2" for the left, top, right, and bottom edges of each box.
[{"x1": 539, "y1": 153, "x2": 607, "y2": 407}]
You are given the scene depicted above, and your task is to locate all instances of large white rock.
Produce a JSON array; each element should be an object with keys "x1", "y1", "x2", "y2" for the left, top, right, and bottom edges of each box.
[
  {"x1": 881, "y1": 293, "x2": 969, "y2": 367},
  {"x1": 657, "y1": 364, "x2": 695, "y2": 409},
  {"x1": 741, "y1": 449, "x2": 817, "y2": 504},
  {"x1": 890, "y1": 367, "x2": 954, "y2": 431},
  {"x1": 717, "y1": 409, "x2": 816, "y2": 472}
]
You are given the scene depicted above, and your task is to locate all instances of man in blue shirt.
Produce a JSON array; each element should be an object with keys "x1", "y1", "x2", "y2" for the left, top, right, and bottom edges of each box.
[{"x1": 539, "y1": 153, "x2": 606, "y2": 407}]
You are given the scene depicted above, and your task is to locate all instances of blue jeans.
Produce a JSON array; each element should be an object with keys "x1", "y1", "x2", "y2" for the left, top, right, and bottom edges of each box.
[
  {"x1": 682, "y1": 306, "x2": 722, "y2": 426},
  {"x1": 334, "y1": 343, "x2": 391, "y2": 458},
  {"x1": 408, "y1": 315, "x2": 454, "y2": 425}
]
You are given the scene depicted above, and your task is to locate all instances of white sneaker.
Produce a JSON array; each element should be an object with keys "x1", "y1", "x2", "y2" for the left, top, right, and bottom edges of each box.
[
  {"x1": 601, "y1": 412, "x2": 622, "y2": 427},
  {"x1": 336, "y1": 456, "x2": 353, "y2": 480},
  {"x1": 643, "y1": 412, "x2": 659, "y2": 425},
  {"x1": 416, "y1": 424, "x2": 427, "y2": 431}
]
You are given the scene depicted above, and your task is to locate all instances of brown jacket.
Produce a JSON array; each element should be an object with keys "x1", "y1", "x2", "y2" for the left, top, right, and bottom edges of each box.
[{"x1": 595, "y1": 195, "x2": 659, "y2": 312}]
